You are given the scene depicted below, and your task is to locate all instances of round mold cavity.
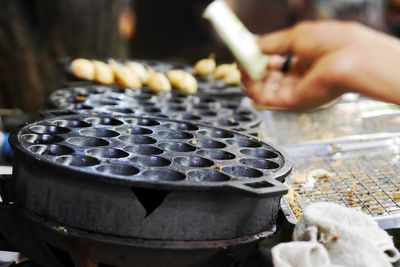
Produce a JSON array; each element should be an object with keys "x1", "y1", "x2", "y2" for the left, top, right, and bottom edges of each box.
[
  {"x1": 56, "y1": 155, "x2": 100, "y2": 167},
  {"x1": 181, "y1": 113, "x2": 201, "y2": 121},
  {"x1": 81, "y1": 128, "x2": 119, "y2": 138},
  {"x1": 198, "y1": 110, "x2": 217, "y2": 117},
  {"x1": 164, "y1": 122, "x2": 199, "y2": 131},
  {"x1": 133, "y1": 94, "x2": 152, "y2": 101},
  {"x1": 197, "y1": 130, "x2": 206, "y2": 135},
  {"x1": 188, "y1": 170, "x2": 230, "y2": 182},
  {"x1": 131, "y1": 156, "x2": 171, "y2": 167},
  {"x1": 116, "y1": 126, "x2": 153, "y2": 135},
  {"x1": 29, "y1": 144, "x2": 74, "y2": 156},
  {"x1": 221, "y1": 103, "x2": 237, "y2": 109},
  {"x1": 111, "y1": 87, "x2": 127, "y2": 94},
  {"x1": 68, "y1": 137, "x2": 109, "y2": 147},
  {"x1": 143, "y1": 169, "x2": 186, "y2": 182},
  {"x1": 235, "y1": 115, "x2": 253, "y2": 122},
  {"x1": 74, "y1": 103, "x2": 93, "y2": 110},
  {"x1": 209, "y1": 129, "x2": 234, "y2": 139},
  {"x1": 125, "y1": 145, "x2": 164, "y2": 156},
  {"x1": 136, "y1": 100, "x2": 157, "y2": 106},
  {"x1": 235, "y1": 110, "x2": 252, "y2": 116},
  {"x1": 87, "y1": 148, "x2": 129, "y2": 159},
  {"x1": 137, "y1": 118, "x2": 161, "y2": 126},
  {"x1": 21, "y1": 134, "x2": 63, "y2": 145},
  {"x1": 119, "y1": 135, "x2": 157, "y2": 145},
  {"x1": 153, "y1": 113, "x2": 169, "y2": 118},
  {"x1": 107, "y1": 107, "x2": 135, "y2": 114},
  {"x1": 88, "y1": 86, "x2": 107, "y2": 94},
  {"x1": 86, "y1": 117, "x2": 124, "y2": 126},
  {"x1": 196, "y1": 139, "x2": 226, "y2": 149},
  {"x1": 192, "y1": 103, "x2": 210, "y2": 110},
  {"x1": 174, "y1": 156, "x2": 214, "y2": 168},
  {"x1": 29, "y1": 125, "x2": 70, "y2": 135},
  {"x1": 198, "y1": 97, "x2": 216, "y2": 104},
  {"x1": 158, "y1": 131, "x2": 194, "y2": 140},
  {"x1": 222, "y1": 166, "x2": 263, "y2": 178},
  {"x1": 158, "y1": 142, "x2": 196, "y2": 152},
  {"x1": 218, "y1": 118, "x2": 240, "y2": 127},
  {"x1": 167, "y1": 105, "x2": 186, "y2": 112},
  {"x1": 170, "y1": 91, "x2": 188, "y2": 99},
  {"x1": 96, "y1": 164, "x2": 139, "y2": 176},
  {"x1": 47, "y1": 110, "x2": 78, "y2": 117},
  {"x1": 143, "y1": 107, "x2": 162, "y2": 113},
  {"x1": 168, "y1": 98, "x2": 184, "y2": 104},
  {"x1": 227, "y1": 138, "x2": 263, "y2": 148},
  {"x1": 239, "y1": 158, "x2": 280, "y2": 170},
  {"x1": 197, "y1": 150, "x2": 236, "y2": 160},
  {"x1": 105, "y1": 95, "x2": 123, "y2": 101},
  {"x1": 52, "y1": 119, "x2": 91, "y2": 128},
  {"x1": 91, "y1": 100, "x2": 119, "y2": 106},
  {"x1": 240, "y1": 148, "x2": 279, "y2": 159}
]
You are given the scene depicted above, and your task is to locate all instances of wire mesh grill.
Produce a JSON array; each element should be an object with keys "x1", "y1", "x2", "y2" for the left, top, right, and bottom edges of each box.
[{"x1": 282, "y1": 138, "x2": 400, "y2": 221}]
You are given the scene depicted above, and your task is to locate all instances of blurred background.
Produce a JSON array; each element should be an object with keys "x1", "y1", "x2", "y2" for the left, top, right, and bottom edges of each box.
[{"x1": 0, "y1": 0, "x2": 398, "y2": 113}]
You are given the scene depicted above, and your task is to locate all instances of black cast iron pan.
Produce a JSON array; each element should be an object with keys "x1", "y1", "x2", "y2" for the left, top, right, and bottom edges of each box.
[
  {"x1": 61, "y1": 57, "x2": 244, "y2": 98},
  {"x1": 9, "y1": 115, "x2": 292, "y2": 241}
]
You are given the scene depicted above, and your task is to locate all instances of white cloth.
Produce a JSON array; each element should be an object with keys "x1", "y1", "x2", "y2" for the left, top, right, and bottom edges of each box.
[
  {"x1": 273, "y1": 203, "x2": 400, "y2": 267},
  {"x1": 272, "y1": 241, "x2": 341, "y2": 267}
]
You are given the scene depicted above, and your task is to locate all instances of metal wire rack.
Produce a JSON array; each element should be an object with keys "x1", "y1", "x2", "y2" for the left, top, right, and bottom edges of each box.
[{"x1": 281, "y1": 136, "x2": 400, "y2": 228}]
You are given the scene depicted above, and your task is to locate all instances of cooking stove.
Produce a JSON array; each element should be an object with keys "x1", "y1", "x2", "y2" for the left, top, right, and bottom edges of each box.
[
  {"x1": 0, "y1": 113, "x2": 292, "y2": 267},
  {"x1": 1, "y1": 250, "x2": 275, "y2": 267}
]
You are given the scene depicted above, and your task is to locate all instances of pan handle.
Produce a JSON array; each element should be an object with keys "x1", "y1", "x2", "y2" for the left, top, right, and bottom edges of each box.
[{"x1": 225, "y1": 179, "x2": 288, "y2": 197}]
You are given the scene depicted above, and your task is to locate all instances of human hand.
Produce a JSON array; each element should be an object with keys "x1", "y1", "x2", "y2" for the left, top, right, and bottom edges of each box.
[{"x1": 242, "y1": 20, "x2": 400, "y2": 110}]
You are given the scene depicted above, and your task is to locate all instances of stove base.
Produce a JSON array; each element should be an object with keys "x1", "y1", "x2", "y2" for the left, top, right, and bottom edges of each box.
[{"x1": 0, "y1": 207, "x2": 274, "y2": 267}]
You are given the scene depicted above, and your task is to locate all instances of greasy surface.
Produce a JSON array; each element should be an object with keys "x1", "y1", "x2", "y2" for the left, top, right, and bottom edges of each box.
[{"x1": 48, "y1": 85, "x2": 261, "y2": 135}]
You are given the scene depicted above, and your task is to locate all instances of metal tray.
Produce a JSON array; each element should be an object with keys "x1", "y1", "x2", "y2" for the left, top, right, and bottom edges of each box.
[
  {"x1": 260, "y1": 98, "x2": 400, "y2": 145},
  {"x1": 63, "y1": 58, "x2": 243, "y2": 97}
]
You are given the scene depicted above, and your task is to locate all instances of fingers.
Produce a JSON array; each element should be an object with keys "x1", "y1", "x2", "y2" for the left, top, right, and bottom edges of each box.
[
  {"x1": 242, "y1": 70, "x2": 287, "y2": 106},
  {"x1": 242, "y1": 63, "x2": 342, "y2": 110},
  {"x1": 257, "y1": 21, "x2": 332, "y2": 61},
  {"x1": 267, "y1": 55, "x2": 287, "y2": 71},
  {"x1": 256, "y1": 29, "x2": 292, "y2": 55}
]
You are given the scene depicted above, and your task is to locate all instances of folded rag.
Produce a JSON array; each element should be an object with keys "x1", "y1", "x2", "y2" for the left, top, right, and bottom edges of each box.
[
  {"x1": 272, "y1": 241, "x2": 342, "y2": 267},
  {"x1": 272, "y1": 203, "x2": 400, "y2": 267}
]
